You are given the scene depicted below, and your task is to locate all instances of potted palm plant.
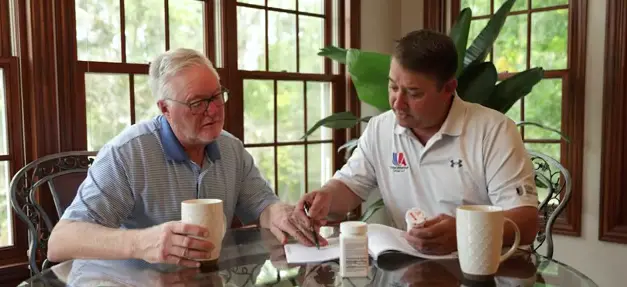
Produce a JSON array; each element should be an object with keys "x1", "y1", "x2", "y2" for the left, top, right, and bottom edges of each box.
[{"x1": 304, "y1": 0, "x2": 567, "y2": 221}]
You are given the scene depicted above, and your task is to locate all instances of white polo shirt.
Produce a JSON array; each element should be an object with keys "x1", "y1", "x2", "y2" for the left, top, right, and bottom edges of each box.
[{"x1": 333, "y1": 94, "x2": 538, "y2": 229}]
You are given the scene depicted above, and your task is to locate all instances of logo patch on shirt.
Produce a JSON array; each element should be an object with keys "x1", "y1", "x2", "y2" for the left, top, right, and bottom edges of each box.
[
  {"x1": 390, "y1": 152, "x2": 409, "y2": 172},
  {"x1": 450, "y1": 159, "x2": 463, "y2": 168}
]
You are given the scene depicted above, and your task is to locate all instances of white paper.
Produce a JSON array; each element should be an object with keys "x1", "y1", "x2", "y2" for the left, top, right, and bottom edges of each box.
[
  {"x1": 284, "y1": 238, "x2": 340, "y2": 264},
  {"x1": 283, "y1": 224, "x2": 458, "y2": 264},
  {"x1": 367, "y1": 224, "x2": 458, "y2": 260}
]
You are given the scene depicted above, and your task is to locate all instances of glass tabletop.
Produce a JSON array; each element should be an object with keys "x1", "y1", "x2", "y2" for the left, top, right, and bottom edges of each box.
[{"x1": 21, "y1": 226, "x2": 597, "y2": 286}]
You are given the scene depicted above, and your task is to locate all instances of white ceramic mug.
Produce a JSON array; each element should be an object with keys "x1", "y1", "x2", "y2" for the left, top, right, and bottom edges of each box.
[
  {"x1": 456, "y1": 205, "x2": 520, "y2": 276},
  {"x1": 181, "y1": 199, "x2": 227, "y2": 261}
]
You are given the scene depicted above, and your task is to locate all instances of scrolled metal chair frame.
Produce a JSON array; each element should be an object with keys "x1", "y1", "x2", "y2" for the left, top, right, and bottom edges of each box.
[
  {"x1": 527, "y1": 150, "x2": 572, "y2": 259},
  {"x1": 9, "y1": 151, "x2": 97, "y2": 275}
]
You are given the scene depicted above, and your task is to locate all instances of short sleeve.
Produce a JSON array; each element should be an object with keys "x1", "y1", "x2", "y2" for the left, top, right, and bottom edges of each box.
[
  {"x1": 60, "y1": 145, "x2": 136, "y2": 228},
  {"x1": 484, "y1": 119, "x2": 539, "y2": 210},
  {"x1": 332, "y1": 121, "x2": 378, "y2": 200},
  {"x1": 235, "y1": 145, "x2": 280, "y2": 224}
]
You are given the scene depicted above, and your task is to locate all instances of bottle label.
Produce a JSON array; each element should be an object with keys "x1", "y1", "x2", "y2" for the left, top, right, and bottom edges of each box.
[{"x1": 340, "y1": 238, "x2": 368, "y2": 277}]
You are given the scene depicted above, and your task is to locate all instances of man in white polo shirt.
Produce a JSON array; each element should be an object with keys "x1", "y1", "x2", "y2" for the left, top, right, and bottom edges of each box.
[{"x1": 297, "y1": 29, "x2": 538, "y2": 255}]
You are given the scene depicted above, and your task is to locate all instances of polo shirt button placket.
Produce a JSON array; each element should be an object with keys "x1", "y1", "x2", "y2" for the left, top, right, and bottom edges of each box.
[{"x1": 192, "y1": 165, "x2": 201, "y2": 199}]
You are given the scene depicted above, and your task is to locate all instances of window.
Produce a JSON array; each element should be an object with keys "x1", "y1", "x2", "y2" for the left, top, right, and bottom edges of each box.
[
  {"x1": 461, "y1": 0, "x2": 568, "y2": 161},
  {"x1": 236, "y1": 0, "x2": 341, "y2": 204},
  {"x1": 75, "y1": 0, "x2": 220, "y2": 151},
  {"x1": 454, "y1": 0, "x2": 586, "y2": 235},
  {"x1": 0, "y1": 60, "x2": 22, "y2": 251},
  {"x1": 0, "y1": 0, "x2": 27, "y2": 268},
  {"x1": 74, "y1": 0, "x2": 355, "y2": 204}
]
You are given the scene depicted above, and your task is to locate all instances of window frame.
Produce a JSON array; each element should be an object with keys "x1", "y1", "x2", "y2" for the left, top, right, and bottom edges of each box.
[
  {"x1": 224, "y1": 0, "x2": 350, "y2": 202},
  {"x1": 447, "y1": 0, "x2": 586, "y2": 236},
  {"x1": 72, "y1": 0, "x2": 359, "y2": 198},
  {"x1": 0, "y1": 0, "x2": 27, "y2": 273},
  {"x1": 0, "y1": 57, "x2": 27, "y2": 268},
  {"x1": 72, "y1": 0, "x2": 222, "y2": 151}
]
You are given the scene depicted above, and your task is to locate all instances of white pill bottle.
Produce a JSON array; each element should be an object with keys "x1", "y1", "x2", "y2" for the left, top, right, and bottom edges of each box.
[{"x1": 339, "y1": 221, "x2": 369, "y2": 277}]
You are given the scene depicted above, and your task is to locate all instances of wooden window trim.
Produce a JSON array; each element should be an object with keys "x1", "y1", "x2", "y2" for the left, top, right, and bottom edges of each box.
[
  {"x1": 0, "y1": 0, "x2": 26, "y2": 269},
  {"x1": 598, "y1": 0, "x2": 627, "y2": 244},
  {"x1": 424, "y1": 0, "x2": 447, "y2": 33},
  {"x1": 446, "y1": 0, "x2": 587, "y2": 236},
  {"x1": 0, "y1": 57, "x2": 27, "y2": 267}
]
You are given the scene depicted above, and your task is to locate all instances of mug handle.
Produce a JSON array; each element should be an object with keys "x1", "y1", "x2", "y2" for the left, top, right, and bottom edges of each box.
[{"x1": 499, "y1": 217, "x2": 520, "y2": 263}]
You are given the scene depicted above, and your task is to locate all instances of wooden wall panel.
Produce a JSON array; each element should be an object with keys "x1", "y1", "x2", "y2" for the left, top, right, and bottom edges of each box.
[
  {"x1": 424, "y1": 0, "x2": 447, "y2": 33},
  {"x1": 599, "y1": 0, "x2": 627, "y2": 244}
]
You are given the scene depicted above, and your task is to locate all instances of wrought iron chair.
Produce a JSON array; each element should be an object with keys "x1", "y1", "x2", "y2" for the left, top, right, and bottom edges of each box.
[
  {"x1": 527, "y1": 150, "x2": 572, "y2": 260},
  {"x1": 9, "y1": 151, "x2": 97, "y2": 275}
]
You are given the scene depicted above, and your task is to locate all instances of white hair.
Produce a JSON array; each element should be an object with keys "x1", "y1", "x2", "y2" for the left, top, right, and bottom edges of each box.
[{"x1": 148, "y1": 48, "x2": 220, "y2": 102}]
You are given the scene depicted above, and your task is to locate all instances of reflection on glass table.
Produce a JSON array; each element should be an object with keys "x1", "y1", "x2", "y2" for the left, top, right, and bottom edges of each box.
[{"x1": 20, "y1": 227, "x2": 598, "y2": 287}]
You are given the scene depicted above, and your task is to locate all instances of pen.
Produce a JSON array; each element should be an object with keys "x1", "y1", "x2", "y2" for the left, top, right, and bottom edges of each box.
[{"x1": 303, "y1": 202, "x2": 320, "y2": 249}]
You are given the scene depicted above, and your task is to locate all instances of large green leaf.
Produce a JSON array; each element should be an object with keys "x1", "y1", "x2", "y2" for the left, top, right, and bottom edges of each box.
[
  {"x1": 338, "y1": 139, "x2": 359, "y2": 161},
  {"x1": 449, "y1": 8, "x2": 472, "y2": 77},
  {"x1": 360, "y1": 198, "x2": 385, "y2": 222},
  {"x1": 464, "y1": 0, "x2": 516, "y2": 67},
  {"x1": 483, "y1": 67, "x2": 544, "y2": 113},
  {"x1": 346, "y1": 49, "x2": 392, "y2": 111},
  {"x1": 318, "y1": 46, "x2": 347, "y2": 64},
  {"x1": 457, "y1": 62, "x2": 498, "y2": 105},
  {"x1": 302, "y1": 112, "x2": 370, "y2": 139},
  {"x1": 338, "y1": 138, "x2": 359, "y2": 152}
]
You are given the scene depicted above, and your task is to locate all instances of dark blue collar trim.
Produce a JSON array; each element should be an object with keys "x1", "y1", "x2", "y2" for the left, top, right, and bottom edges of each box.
[{"x1": 158, "y1": 115, "x2": 221, "y2": 162}]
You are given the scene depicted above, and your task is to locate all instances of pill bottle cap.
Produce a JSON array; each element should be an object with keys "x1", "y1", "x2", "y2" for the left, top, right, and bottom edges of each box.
[
  {"x1": 405, "y1": 208, "x2": 426, "y2": 231},
  {"x1": 340, "y1": 221, "x2": 368, "y2": 235}
]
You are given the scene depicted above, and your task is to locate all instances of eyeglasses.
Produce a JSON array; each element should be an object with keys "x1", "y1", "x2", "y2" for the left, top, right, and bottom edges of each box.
[{"x1": 166, "y1": 87, "x2": 229, "y2": 115}]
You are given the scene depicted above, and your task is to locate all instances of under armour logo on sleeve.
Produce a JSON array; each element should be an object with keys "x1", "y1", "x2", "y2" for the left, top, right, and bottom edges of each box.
[{"x1": 450, "y1": 159, "x2": 463, "y2": 168}]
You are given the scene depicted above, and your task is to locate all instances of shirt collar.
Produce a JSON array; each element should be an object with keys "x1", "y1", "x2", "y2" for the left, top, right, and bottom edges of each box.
[
  {"x1": 439, "y1": 93, "x2": 466, "y2": 136},
  {"x1": 394, "y1": 92, "x2": 466, "y2": 137},
  {"x1": 158, "y1": 115, "x2": 221, "y2": 162}
]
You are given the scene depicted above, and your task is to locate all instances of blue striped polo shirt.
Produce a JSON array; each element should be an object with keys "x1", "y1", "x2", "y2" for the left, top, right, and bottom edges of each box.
[{"x1": 61, "y1": 115, "x2": 279, "y2": 229}]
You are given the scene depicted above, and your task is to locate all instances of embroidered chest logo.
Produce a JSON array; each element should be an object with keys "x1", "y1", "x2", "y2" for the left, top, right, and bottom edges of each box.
[
  {"x1": 390, "y1": 152, "x2": 409, "y2": 172},
  {"x1": 450, "y1": 159, "x2": 463, "y2": 168}
]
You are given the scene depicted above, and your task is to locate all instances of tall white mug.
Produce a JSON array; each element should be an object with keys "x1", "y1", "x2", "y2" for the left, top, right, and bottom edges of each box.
[
  {"x1": 181, "y1": 199, "x2": 227, "y2": 261},
  {"x1": 456, "y1": 205, "x2": 520, "y2": 276}
]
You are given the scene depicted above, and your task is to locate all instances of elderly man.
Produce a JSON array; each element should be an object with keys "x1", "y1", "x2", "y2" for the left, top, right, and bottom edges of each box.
[
  {"x1": 48, "y1": 48, "x2": 316, "y2": 268},
  {"x1": 297, "y1": 29, "x2": 539, "y2": 255}
]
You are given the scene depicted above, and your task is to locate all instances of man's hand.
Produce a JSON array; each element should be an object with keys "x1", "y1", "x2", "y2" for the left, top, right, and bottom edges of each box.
[
  {"x1": 295, "y1": 190, "x2": 332, "y2": 221},
  {"x1": 403, "y1": 214, "x2": 457, "y2": 255},
  {"x1": 132, "y1": 221, "x2": 214, "y2": 268},
  {"x1": 263, "y1": 203, "x2": 328, "y2": 247}
]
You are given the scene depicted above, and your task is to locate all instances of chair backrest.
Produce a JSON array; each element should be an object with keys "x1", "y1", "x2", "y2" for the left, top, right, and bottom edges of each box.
[
  {"x1": 527, "y1": 150, "x2": 572, "y2": 259},
  {"x1": 9, "y1": 151, "x2": 97, "y2": 275},
  {"x1": 48, "y1": 172, "x2": 90, "y2": 218}
]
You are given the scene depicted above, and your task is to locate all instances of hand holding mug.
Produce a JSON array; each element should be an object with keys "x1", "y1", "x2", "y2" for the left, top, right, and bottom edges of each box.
[
  {"x1": 133, "y1": 221, "x2": 214, "y2": 268},
  {"x1": 181, "y1": 199, "x2": 227, "y2": 262}
]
